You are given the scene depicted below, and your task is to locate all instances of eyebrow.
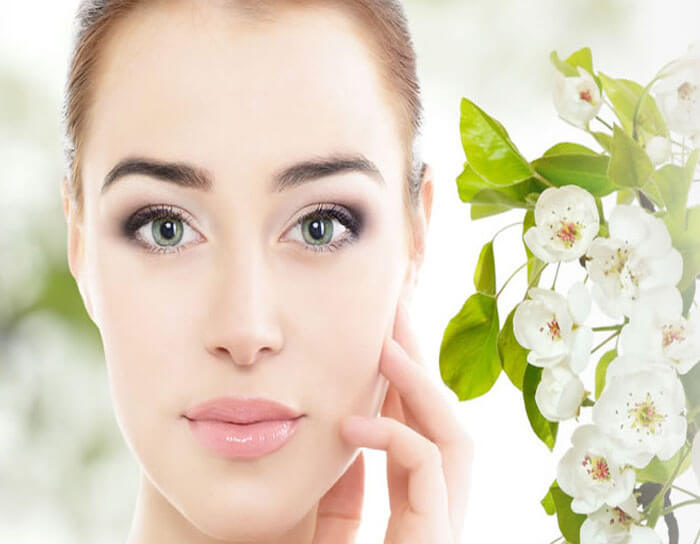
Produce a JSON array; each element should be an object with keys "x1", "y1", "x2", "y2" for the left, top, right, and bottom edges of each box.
[{"x1": 101, "y1": 152, "x2": 385, "y2": 195}]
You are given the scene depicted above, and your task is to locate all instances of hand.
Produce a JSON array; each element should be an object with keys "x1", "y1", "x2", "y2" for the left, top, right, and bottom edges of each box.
[{"x1": 312, "y1": 296, "x2": 474, "y2": 543}]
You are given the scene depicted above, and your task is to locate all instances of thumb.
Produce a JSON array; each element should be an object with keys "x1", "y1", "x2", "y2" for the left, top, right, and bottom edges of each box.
[{"x1": 313, "y1": 450, "x2": 365, "y2": 543}]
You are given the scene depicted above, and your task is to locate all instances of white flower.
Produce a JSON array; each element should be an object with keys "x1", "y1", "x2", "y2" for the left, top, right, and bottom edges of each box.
[
  {"x1": 693, "y1": 430, "x2": 700, "y2": 489},
  {"x1": 593, "y1": 354, "x2": 687, "y2": 468},
  {"x1": 644, "y1": 136, "x2": 672, "y2": 166},
  {"x1": 653, "y1": 41, "x2": 700, "y2": 140},
  {"x1": 513, "y1": 282, "x2": 593, "y2": 371},
  {"x1": 619, "y1": 285, "x2": 700, "y2": 374},
  {"x1": 580, "y1": 499, "x2": 662, "y2": 544},
  {"x1": 553, "y1": 66, "x2": 603, "y2": 128},
  {"x1": 524, "y1": 185, "x2": 600, "y2": 263},
  {"x1": 535, "y1": 361, "x2": 585, "y2": 421},
  {"x1": 556, "y1": 424, "x2": 636, "y2": 514},
  {"x1": 585, "y1": 205, "x2": 683, "y2": 319}
]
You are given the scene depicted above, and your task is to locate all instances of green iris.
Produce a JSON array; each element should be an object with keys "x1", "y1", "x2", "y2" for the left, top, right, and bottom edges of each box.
[
  {"x1": 302, "y1": 215, "x2": 334, "y2": 245},
  {"x1": 152, "y1": 217, "x2": 183, "y2": 247}
]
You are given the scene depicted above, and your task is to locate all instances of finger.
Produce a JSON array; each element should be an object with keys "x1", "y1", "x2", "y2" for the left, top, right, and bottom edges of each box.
[
  {"x1": 380, "y1": 384, "x2": 409, "y2": 515},
  {"x1": 381, "y1": 328, "x2": 467, "y2": 448},
  {"x1": 313, "y1": 451, "x2": 365, "y2": 544},
  {"x1": 392, "y1": 296, "x2": 425, "y2": 368},
  {"x1": 386, "y1": 296, "x2": 475, "y2": 541},
  {"x1": 339, "y1": 415, "x2": 449, "y2": 524}
]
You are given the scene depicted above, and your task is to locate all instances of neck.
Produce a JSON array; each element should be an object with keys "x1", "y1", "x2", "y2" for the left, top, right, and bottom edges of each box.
[{"x1": 125, "y1": 471, "x2": 319, "y2": 544}]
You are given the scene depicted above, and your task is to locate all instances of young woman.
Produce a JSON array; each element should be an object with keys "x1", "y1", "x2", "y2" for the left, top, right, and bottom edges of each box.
[{"x1": 59, "y1": 1, "x2": 473, "y2": 542}]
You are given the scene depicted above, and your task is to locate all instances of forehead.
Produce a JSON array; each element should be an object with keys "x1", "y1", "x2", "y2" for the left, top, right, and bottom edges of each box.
[{"x1": 81, "y1": 1, "x2": 404, "y2": 199}]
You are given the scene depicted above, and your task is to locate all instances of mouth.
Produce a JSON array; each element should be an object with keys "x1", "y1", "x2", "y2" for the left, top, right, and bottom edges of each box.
[
  {"x1": 183, "y1": 414, "x2": 304, "y2": 425},
  {"x1": 184, "y1": 415, "x2": 304, "y2": 459},
  {"x1": 182, "y1": 395, "x2": 304, "y2": 425}
]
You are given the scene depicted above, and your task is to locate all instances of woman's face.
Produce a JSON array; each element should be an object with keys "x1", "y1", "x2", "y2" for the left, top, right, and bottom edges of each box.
[{"x1": 65, "y1": 1, "x2": 422, "y2": 540}]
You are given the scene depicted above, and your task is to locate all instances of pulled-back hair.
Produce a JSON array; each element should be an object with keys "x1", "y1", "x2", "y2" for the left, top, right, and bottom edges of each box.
[{"x1": 61, "y1": 0, "x2": 425, "y2": 227}]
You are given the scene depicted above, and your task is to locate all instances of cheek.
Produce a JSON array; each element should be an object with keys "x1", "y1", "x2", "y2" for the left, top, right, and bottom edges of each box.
[
  {"x1": 87, "y1": 236, "x2": 195, "y2": 439},
  {"x1": 288, "y1": 233, "x2": 405, "y2": 422}
]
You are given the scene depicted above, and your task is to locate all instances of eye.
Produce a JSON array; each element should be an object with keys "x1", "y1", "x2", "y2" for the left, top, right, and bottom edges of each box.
[
  {"x1": 122, "y1": 204, "x2": 203, "y2": 255},
  {"x1": 285, "y1": 202, "x2": 363, "y2": 254}
]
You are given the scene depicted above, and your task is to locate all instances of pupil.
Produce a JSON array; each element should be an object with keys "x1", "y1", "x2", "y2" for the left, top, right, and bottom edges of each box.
[
  {"x1": 160, "y1": 221, "x2": 176, "y2": 240},
  {"x1": 309, "y1": 219, "x2": 324, "y2": 240}
]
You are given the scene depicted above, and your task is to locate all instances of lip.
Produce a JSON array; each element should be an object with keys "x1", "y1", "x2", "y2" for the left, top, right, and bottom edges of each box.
[
  {"x1": 183, "y1": 396, "x2": 304, "y2": 459},
  {"x1": 183, "y1": 396, "x2": 304, "y2": 424}
]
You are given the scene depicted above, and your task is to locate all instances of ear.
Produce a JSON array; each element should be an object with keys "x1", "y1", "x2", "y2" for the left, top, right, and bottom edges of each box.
[
  {"x1": 61, "y1": 177, "x2": 96, "y2": 323},
  {"x1": 402, "y1": 163, "x2": 434, "y2": 300}
]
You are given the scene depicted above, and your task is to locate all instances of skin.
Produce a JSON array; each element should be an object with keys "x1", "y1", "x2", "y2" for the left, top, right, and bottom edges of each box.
[{"x1": 60, "y1": 1, "x2": 472, "y2": 542}]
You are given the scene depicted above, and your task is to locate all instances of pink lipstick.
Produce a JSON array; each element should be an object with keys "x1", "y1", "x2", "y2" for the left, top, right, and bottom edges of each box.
[{"x1": 183, "y1": 396, "x2": 304, "y2": 459}]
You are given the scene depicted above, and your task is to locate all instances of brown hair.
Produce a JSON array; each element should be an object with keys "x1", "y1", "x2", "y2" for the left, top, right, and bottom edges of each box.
[{"x1": 61, "y1": 0, "x2": 425, "y2": 232}]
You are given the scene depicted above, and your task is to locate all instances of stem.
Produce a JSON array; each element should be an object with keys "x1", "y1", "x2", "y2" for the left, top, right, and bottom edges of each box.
[
  {"x1": 595, "y1": 116, "x2": 614, "y2": 131},
  {"x1": 658, "y1": 498, "x2": 700, "y2": 516},
  {"x1": 521, "y1": 259, "x2": 548, "y2": 301},
  {"x1": 533, "y1": 171, "x2": 555, "y2": 188},
  {"x1": 591, "y1": 330, "x2": 620, "y2": 354},
  {"x1": 592, "y1": 324, "x2": 623, "y2": 331},
  {"x1": 496, "y1": 261, "x2": 528, "y2": 300},
  {"x1": 644, "y1": 442, "x2": 692, "y2": 526},
  {"x1": 632, "y1": 75, "x2": 662, "y2": 142},
  {"x1": 492, "y1": 221, "x2": 523, "y2": 242},
  {"x1": 694, "y1": 525, "x2": 700, "y2": 544},
  {"x1": 672, "y1": 485, "x2": 700, "y2": 500},
  {"x1": 550, "y1": 262, "x2": 561, "y2": 290},
  {"x1": 547, "y1": 537, "x2": 564, "y2": 544},
  {"x1": 631, "y1": 56, "x2": 680, "y2": 142}
]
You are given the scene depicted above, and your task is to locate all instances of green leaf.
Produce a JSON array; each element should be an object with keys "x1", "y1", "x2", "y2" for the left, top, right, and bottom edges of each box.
[
  {"x1": 591, "y1": 131, "x2": 612, "y2": 152},
  {"x1": 543, "y1": 142, "x2": 600, "y2": 157},
  {"x1": 550, "y1": 50, "x2": 579, "y2": 77},
  {"x1": 470, "y1": 203, "x2": 511, "y2": 220},
  {"x1": 565, "y1": 47, "x2": 594, "y2": 76},
  {"x1": 456, "y1": 163, "x2": 489, "y2": 202},
  {"x1": 523, "y1": 209, "x2": 545, "y2": 287},
  {"x1": 616, "y1": 188, "x2": 636, "y2": 204},
  {"x1": 681, "y1": 280, "x2": 696, "y2": 318},
  {"x1": 460, "y1": 97, "x2": 534, "y2": 186},
  {"x1": 523, "y1": 364, "x2": 558, "y2": 450},
  {"x1": 681, "y1": 363, "x2": 700, "y2": 428},
  {"x1": 531, "y1": 154, "x2": 615, "y2": 196},
  {"x1": 550, "y1": 482, "x2": 587, "y2": 544},
  {"x1": 665, "y1": 206, "x2": 700, "y2": 292},
  {"x1": 541, "y1": 482, "x2": 556, "y2": 516},
  {"x1": 654, "y1": 165, "x2": 691, "y2": 216},
  {"x1": 474, "y1": 240, "x2": 496, "y2": 295},
  {"x1": 653, "y1": 149, "x2": 698, "y2": 216},
  {"x1": 598, "y1": 73, "x2": 668, "y2": 138},
  {"x1": 635, "y1": 447, "x2": 693, "y2": 484},
  {"x1": 497, "y1": 306, "x2": 529, "y2": 391},
  {"x1": 594, "y1": 349, "x2": 617, "y2": 399},
  {"x1": 440, "y1": 293, "x2": 502, "y2": 401},
  {"x1": 457, "y1": 164, "x2": 547, "y2": 209},
  {"x1": 550, "y1": 47, "x2": 601, "y2": 89},
  {"x1": 608, "y1": 124, "x2": 654, "y2": 188}
]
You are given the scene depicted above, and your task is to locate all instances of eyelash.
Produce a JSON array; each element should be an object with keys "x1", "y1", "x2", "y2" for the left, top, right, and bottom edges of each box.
[{"x1": 121, "y1": 202, "x2": 363, "y2": 255}]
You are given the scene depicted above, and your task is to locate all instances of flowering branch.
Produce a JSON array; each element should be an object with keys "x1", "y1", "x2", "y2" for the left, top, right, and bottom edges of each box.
[{"x1": 443, "y1": 42, "x2": 700, "y2": 544}]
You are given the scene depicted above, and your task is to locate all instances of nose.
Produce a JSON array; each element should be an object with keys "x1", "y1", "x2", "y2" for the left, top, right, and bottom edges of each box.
[{"x1": 203, "y1": 245, "x2": 284, "y2": 367}]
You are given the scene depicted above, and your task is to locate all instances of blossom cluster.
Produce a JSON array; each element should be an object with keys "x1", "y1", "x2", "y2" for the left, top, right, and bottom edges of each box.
[
  {"x1": 514, "y1": 41, "x2": 700, "y2": 543},
  {"x1": 517, "y1": 185, "x2": 698, "y2": 542},
  {"x1": 450, "y1": 40, "x2": 700, "y2": 544}
]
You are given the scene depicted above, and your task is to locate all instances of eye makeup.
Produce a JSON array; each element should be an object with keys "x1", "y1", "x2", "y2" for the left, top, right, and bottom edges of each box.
[{"x1": 119, "y1": 201, "x2": 367, "y2": 256}]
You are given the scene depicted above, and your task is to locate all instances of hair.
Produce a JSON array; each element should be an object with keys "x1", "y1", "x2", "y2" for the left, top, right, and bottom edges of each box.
[{"x1": 61, "y1": 0, "x2": 426, "y2": 239}]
